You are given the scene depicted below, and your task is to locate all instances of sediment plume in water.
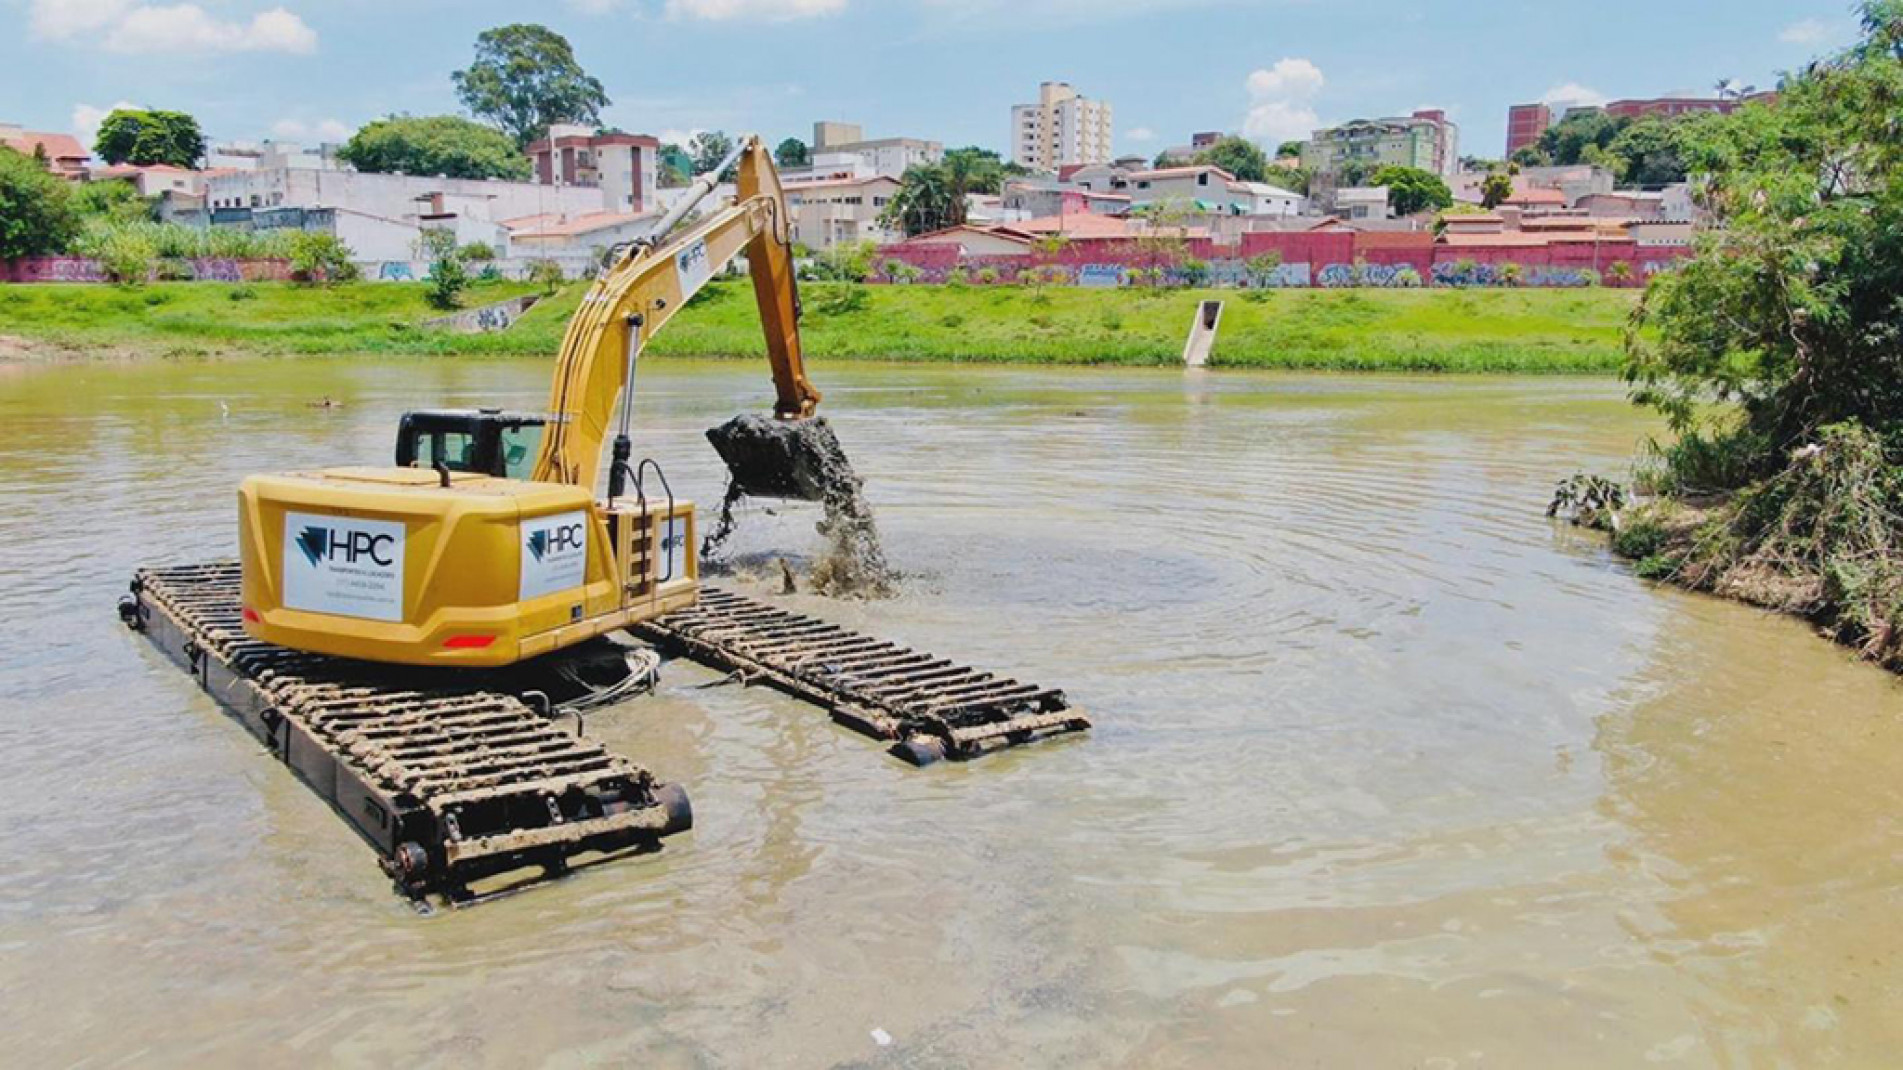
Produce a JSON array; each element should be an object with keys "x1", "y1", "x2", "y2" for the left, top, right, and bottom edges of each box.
[{"x1": 702, "y1": 415, "x2": 895, "y2": 598}]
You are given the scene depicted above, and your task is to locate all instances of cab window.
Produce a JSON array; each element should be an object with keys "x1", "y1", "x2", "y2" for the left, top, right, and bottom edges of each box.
[
  {"x1": 500, "y1": 424, "x2": 544, "y2": 479},
  {"x1": 414, "y1": 430, "x2": 481, "y2": 472}
]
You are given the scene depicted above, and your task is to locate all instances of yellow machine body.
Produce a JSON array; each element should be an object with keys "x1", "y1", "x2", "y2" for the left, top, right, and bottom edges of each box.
[
  {"x1": 239, "y1": 136, "x2": 815, "y2": 668},
  {"x1": 239, "y1": 468, "x2": 697, "y2": 668}
]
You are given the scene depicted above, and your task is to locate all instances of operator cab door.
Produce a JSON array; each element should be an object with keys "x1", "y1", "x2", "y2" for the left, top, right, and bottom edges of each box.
[{"x1": 396, "y1": 410, "x2": 546, "y2": 479}]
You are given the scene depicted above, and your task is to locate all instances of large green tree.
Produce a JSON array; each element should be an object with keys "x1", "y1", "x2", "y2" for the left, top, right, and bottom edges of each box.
[
  {"x1": 775, "y1": 137, "x2": 809, "y2": 167},
  {"x1": 336, "y1": 116, "x2": 531, "y2": 180},
  {"x1": 452, "y1": 24, "x2": 609, "y2": 148},
  {"x1": 1194, "y1": 135, "x2": 1269, "y2": 182},
  {"x1": 1369, "y1": 165, "x2": 1452, "y2": 216},
  {"x1": 0, "y1": 147, "x2": 82, "y2": 258},
  {"x1": 1606, "y1": 116, "x2": 1694, "y2": 185},
  {"x1": 687, "y1": 130, "x2": 736, "y2": 177},
  {"x1": 93, "y1": 109, "x2": 205, "y2": 167},
  {"x1": 1627, "y1": 0, "x2": 1903, "y2": 461}
]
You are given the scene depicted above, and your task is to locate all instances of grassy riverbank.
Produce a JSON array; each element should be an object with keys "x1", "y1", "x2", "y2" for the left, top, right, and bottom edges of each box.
[{"x1": 0, "y1": 279, "x2": 1639, "y2": 372}]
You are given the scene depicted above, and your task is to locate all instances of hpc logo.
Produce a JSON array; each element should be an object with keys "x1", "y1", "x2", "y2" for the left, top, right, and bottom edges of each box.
[
  {"x1": 296, "y1": 525, "x2": 396, "y2": 568},
  {"x1": 528, "y1": 522, "x2": 585, "y2": 562}
]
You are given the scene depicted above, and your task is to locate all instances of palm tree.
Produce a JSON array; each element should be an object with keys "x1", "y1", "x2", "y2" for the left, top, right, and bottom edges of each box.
[{"x1": 881, "y1": 163, "x2": 960, "y2": 237}]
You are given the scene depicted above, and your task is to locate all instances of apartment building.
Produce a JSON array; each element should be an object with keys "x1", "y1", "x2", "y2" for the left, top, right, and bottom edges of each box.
[
  {"x1": 808, "y1": 121, "x2": 942, "y2": 178},
  {"x1": 1010, "y1": 82, "x2": 1113, "y2": 171},
  {"x1": 1505, "y1": 103, "x2": 1552, "y2": 157},
  {"x1": 1302, "y1": 110, "x2": 1460, "y2": 179},
  {"x1": 526, "y1": 124, "x2": 660, "y2": 215}
]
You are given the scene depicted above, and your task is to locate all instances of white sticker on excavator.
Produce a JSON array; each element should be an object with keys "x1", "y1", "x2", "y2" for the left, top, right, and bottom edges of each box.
[
  {"x1": 283, "y1": 511, "x2": 406, "y2": 621},
  {"x1": 521, "y1": 511, "x2": 588, "y2": 601},
  {"x1": 675, "y1": 239, "x2": 713, "y2": 301},
  {"x1": 661, "y1": 515, "x2": 687, "y2": 582}
]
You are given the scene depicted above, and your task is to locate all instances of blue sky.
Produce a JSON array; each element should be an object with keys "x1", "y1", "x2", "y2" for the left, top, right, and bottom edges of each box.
[{"x1": 0, "y1": 0, "x2": 1860, "y2": 161}]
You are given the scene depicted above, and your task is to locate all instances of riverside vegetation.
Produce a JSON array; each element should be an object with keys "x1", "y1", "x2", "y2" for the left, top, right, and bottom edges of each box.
[
  {"x1": 1555, "y1": 1, "x2": 1903, "y2": 671},
  {"x1": 0, "y1": 278, "x2": 1638, "y2": 372}
]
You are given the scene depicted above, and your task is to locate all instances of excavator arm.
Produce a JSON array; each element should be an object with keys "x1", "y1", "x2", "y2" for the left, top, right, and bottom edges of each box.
[{"x1": 531, "y1": 135, "x2": 820, "y2": 491}]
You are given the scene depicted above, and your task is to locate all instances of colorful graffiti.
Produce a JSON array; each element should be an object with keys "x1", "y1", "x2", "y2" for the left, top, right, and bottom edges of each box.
[
  {"x1": 0, "y1": 257, "x2": 290, "y2": 283},
  {"x1": 378, "y1": 262, "x2": 416, "y2": 282}
]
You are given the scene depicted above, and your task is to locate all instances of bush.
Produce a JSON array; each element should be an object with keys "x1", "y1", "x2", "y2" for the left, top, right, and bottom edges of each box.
[
  {"x1": 288, "y1": 231, "x2": 358, "y2": 286},
  {"x1": 227, "y1": 285, "x2": 258, "y2": 301},
  {"x1": 527, "y1": 259, "x2": 566, "y2": 294},
  {"x1": 425, "y1": 257, "x2": 469, "y2": 309},
  {"x1": 458, "y1": 241, "x2": 496, "y2": 262},
  {"x1": 0, "y1": 146, "x2": 81, "y2": 258}
]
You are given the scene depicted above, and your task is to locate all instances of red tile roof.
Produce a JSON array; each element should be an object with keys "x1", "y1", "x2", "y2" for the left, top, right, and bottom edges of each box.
[
  {"x1": 506, "y1": 211, "x2": 652, "y2": 238},
  {"x1": 3, "y1": 130, "x2": 88, "y2": 163}
]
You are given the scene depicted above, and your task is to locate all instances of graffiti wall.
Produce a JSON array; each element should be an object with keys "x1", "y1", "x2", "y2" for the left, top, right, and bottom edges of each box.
[
  {"x1": 0, "y1": 258, "x2": 293, "y2": 283},
  {"x1": 872, "y1": 233, "x2": 1691, "y2": 290}
]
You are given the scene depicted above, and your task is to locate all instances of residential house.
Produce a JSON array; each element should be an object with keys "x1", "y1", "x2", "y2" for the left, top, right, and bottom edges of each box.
[
  {"x1": 1, "y1": 123, "x2": 90, "y2": 179},
  {"x1": 785, "y1": 174, "x2": 902, "y2": 250},
  {"x1": 887, "y1": 225, "x2": 1035, "y2": 257},
  {"x1": 1333, "y1": 187, "x2": 1390, "y2": 221},
  {"x1": 94, "y1": 163, "x2": 205, "y2": 198}
]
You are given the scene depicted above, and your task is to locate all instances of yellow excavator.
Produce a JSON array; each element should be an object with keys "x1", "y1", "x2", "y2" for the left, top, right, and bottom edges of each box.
[{"x1": 239, "y1": 135, "x2": 836, "y2": 668}]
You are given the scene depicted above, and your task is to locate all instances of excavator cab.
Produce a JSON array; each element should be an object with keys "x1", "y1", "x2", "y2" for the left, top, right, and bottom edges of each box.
[{"x1": 395, "y1": 409, "x2": 546, "y2": 480}]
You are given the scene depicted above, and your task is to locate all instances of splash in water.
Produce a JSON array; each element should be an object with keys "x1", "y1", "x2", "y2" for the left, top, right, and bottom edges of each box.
[{"x1": 702, "y1": 415, "x2": 895, "y2": 598}]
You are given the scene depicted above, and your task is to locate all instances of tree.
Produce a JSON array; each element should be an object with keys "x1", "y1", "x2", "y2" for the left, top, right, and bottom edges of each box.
[
  {"x1": 416, "y1": 230, "x2": 469, "y2": 309},
  {"x1": 1626, "y1": 0, "x2": 1903, "y2": 460},
  {"x1": 452, "y1": 24, "x2": 609, "y2": 147},
  {"x1": 337, "y1": 116, "x2": 531, "y2": 180},
  {"x1": 1480, "y1": 171, "x2": 1515, "y2": 209},
  {"x1": 775, "y1": 137, "x2": 809, "y2": 167},
  {"x1": 941, "y1": 146, "x2": 1008, "y2": 195},
  {"x1": 93, "y1": 109, "x2": 204, "y2": 167},
  {"x1": 688, "y1": 130, "x2": 735, "y2": 177},
  {"x1": 657, "y1": 143, "x2": 692, "y2": 187},
  {"x1": 1193, "y1": 135, "x2": 1269, "y2": 182},
  {"x1": 1275, "y1": 140, "x2": 1306, "y2": 159},
  {"x1": 0, "y1": 147, "x2": 81, "y2": 258},
  {"x1": 881, "y1": 162, "x2": 960, "y2": 236},
  {"x1": 1606, "y1": 116, "x2": 1692, "y2": 186},
  {"x1": 1369, "y1": 165, "x2": 1453, "y2": 216},
  {"x1": 1533, "y1": 109, "x2": 1628, "y2": 167}
]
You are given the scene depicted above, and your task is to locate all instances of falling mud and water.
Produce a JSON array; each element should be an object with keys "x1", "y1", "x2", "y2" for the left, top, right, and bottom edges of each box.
[{"x1": 702, "y1": 413, "x2": 894, "y2": 598}]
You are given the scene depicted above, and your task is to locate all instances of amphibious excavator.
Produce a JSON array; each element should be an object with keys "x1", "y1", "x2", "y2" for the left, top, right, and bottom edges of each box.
[
  {"x1": 239, "y1": 135, "x2": 832, "y2": 669},
  {"x1": 119, "y1": 136, "x2": 1088, "y2": 903}
]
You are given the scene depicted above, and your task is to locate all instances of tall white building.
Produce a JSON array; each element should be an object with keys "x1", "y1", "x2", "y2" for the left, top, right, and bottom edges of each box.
[{"x1": 1010, "y1": 82, "x2": 1113, "y2": 172}]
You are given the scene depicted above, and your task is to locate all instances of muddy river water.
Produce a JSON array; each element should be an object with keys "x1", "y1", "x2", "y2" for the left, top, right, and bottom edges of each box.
[{"x1": 1, "y1": 357, "x2": 1900, "y2": 1067}]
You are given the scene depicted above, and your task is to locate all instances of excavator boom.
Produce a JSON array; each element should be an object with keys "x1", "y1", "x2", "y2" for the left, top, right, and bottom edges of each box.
[{"x1": 533, "y1": 137, "x2": 820, "y2": 491}]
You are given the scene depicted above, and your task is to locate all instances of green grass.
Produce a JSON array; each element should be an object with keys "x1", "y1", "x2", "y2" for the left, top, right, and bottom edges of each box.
[{"x1": 0, "y1": 279, "x2": 1641, "y2": 372}]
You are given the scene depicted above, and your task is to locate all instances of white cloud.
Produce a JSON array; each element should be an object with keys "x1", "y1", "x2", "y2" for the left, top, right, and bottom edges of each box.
[
  {"x1": 568, "y1": 0, "x2": 620, "y2": 10},
  {"x1": 72, "y1": 99, "x2": 140, "y2": 145},
  {"x1": 1242, "y1": 58, "x2": 1324, "y2": 144},
  {"x1": 31, "y1": 1, "x2": 317, "y2": 54},
  {"x1": 664, "y1": 0, "x2": 844, "y2": 19},
  {"x1": 1540, "y1": 82, "x2": 1608, "y2": 109},
  {"x1": 1124, "y1": 126, "x2": 1155, "y2": 143},
  {"x1": 1779, "y1": 17, "x2": 1830, "y2": 45}
]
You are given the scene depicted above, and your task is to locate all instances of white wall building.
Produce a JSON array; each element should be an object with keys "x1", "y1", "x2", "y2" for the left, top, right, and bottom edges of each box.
[
  {"x1": 206, "y1": 139, "x2": 345, "y2": 172},
  {"x1": 1010, "y1": 82, "x2": 1113, "y2": 171},
  {"x1": 785, "y1": 174, "x2": 902, "y2": 251},
  {"x1": 205, "y1": 168, "x2": 614, "y2": 262},
  {"x1": 809, "y1": 121, "x2": 943, "y2": 178}
]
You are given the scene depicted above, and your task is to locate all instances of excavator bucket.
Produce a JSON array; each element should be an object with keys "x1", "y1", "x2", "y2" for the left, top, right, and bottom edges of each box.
[{"x1": 706, "y1": 413, "x2": 855, "y2": 502}]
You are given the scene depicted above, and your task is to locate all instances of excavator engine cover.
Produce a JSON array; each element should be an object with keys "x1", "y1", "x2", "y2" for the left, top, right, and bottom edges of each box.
[{"x1": 706, "y1": 414, "x2": 854, "y2": 502}]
